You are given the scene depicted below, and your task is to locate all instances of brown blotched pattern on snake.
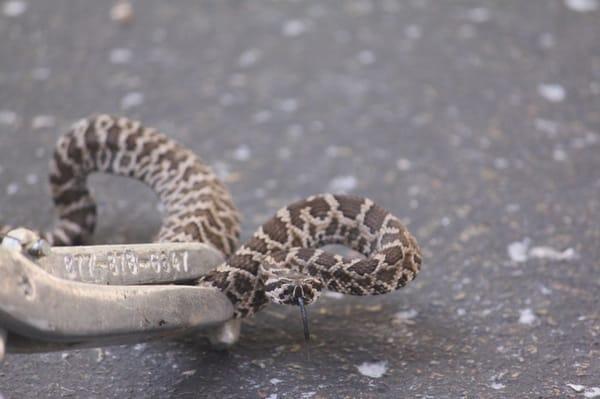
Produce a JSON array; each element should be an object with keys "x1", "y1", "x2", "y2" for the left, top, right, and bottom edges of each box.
[{"x1": 1, "y1": 115, "x2": 422, "y2": 318}]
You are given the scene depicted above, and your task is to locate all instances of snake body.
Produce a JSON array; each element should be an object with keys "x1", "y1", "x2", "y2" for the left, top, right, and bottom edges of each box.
[{"x1": 1, "y1": 115, "x2": 422, "y2": 318}]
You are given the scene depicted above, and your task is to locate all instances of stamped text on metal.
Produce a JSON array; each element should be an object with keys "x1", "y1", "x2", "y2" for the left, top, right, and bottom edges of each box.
[{"x1": 63, "y1": 249, "x2": 190, "y2": 278}]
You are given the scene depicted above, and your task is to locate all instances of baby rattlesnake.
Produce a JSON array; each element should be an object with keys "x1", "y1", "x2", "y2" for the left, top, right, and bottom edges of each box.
[{"x1": 1, "y1": 115, "x2": 422, "y2": 321}]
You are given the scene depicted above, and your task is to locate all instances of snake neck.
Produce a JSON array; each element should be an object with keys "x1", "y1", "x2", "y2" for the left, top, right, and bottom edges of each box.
[
  {"x1": 198, "y1": 242, "x2": 271, "y2": 318},
  {"x1": 199, "y1": 267, "x2": 268, "y2": 319}
]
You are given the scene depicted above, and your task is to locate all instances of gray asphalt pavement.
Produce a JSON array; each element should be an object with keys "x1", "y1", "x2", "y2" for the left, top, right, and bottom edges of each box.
[{"x1": 0, "y1": 1, "x2": 599, "y2": 398}]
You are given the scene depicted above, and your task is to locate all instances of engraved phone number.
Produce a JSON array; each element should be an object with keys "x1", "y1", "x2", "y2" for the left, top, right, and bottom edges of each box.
[{"x1": 62, "y1": 249, "x2": 190, "y2": 278}]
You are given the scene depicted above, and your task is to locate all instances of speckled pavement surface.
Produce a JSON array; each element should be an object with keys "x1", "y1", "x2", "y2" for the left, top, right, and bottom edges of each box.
[{"x1": 0, "y1": 1, "x2": 599, "y2": 398}]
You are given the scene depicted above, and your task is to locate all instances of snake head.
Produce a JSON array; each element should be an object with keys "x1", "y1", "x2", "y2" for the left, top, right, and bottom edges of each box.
[
  {"x1": 262, "y1": 268, "x2": 324, "y2": 341},
  {"x1": 263, "y1": 273, "x2": 324, "y2": 306}
]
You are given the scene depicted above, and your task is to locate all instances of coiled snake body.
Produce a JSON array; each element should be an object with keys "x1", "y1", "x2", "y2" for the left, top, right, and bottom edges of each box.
[{"x1": 1, "y1": 115, "x2": 422, "y2": 319}]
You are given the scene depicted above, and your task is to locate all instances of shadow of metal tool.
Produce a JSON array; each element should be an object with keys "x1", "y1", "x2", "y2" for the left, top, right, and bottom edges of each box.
[{"x1": 0, "y1": 229, "x2": 239, "y2": 363}]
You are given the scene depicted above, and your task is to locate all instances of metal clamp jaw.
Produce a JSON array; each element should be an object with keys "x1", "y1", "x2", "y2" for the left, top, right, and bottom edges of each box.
[{"x1": 0, "y1": 229, "x2": 240, "y2": 363}]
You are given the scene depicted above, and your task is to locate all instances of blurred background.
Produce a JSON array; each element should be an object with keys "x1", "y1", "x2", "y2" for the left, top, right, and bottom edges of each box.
[{"x1": 0, "y1": 1, "x2": 598, "y2": 398}]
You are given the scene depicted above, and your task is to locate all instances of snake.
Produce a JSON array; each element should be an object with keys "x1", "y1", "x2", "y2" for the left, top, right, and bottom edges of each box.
[{"x1": 1, "y1": 114, "x2": 422, "y2": 322}]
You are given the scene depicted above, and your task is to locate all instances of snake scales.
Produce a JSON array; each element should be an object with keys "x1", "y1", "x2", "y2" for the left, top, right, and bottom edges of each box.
[{"x1": 1, "y1": 115, "x2": 422, "y2": 319}]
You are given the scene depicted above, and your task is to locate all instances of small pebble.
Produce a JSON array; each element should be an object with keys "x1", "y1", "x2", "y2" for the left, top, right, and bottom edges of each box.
[
  {"x1": 568, "y1": 384, "x2": 586, "y2": 393},
  {"x1": 394, "y1": 309, "x2": 418, "y2": 321},
  {"x1": 553, "y1": 147, "x2": 567, "y2": 162},
  {"x1": 111, "y1": 1, "x2": 133, "y2": 24},
  {"x1": 328, "y1": 175, "x2": 357, "y2": 193},
  {"x1": 534, "y1": 118, "x2": 559, "y2": 137},
  {"x1": 6, "y1": 183, "x2": 19, "y2": 196},
  {"x1": 95, "y1": 348, "x2": 105, "y2": 363},
  {"x1": 564, "y1": 0, "x2": 598, "y2": 12},
  {"x1": 3, "y1": 1, "x2": 27, "y2": 17},
  {"x1": 529, "y1": 246, "x2": 579, "y2": 261},
  {"x1": 584, "y1": 388, "x2": 600, "y2": 398},
  {"x1": 490, "y1": 382, "x2": 506, "y2": 390},
  {"x1": 493, "y1": 158, "x2": 508, "y2": 169},
  {"x1": 356, "y1": 361, "x2": 388, "y2": 378},
  {"x1": 0, "y1": 110, "x2": 17, "y2": 126},
  {"x1": 238, "y1": 48, "x2": 261, "y2": 68},
  {"x1": 110, "y1": 48, "x2": 132, "y2": 64},
  {"x1": 133, "y1": 343, "x2": 147, "y2": 351},
  {"x1": 508, "y1": 238, "x2": 530, "y2": 262},
  {"x1": 396, "y1": 158, "x2": 412, "y2": 171},
  {"x1": 539, "y1": 284, "x2": 552, "y2": 295},
  {"x1": 120, "y1": 92, "x2": 144, "y2": 109},
  {"x1": 538, "y1": 84, "x2": 566, "y2": 103},
  {"x1": 31, "y1": 115, "x2": 55, "y2": 130},
  {"x1": 282, "y1": 19, "x2": 307, "y2": 37},
  {"x1": 25, "y1": 173, "x2": 38, "y2": 185},
  {"x1": 518, "y1": 308, "x2": 537, "y2": 325},
  {"x1": 231, "y1": 145, "x2": 251, "y2": 162}
]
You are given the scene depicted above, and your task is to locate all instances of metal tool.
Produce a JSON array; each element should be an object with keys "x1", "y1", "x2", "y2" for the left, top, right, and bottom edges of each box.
[{"x1": 0, "y1": 229, "x2": 239, "y2": 363}]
